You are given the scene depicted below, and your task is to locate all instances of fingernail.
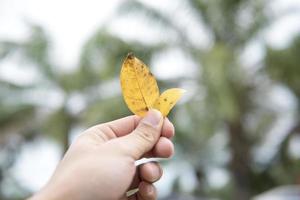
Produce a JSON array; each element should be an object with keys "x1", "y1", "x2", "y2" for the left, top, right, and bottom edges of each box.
[{"x1": 143, "y1": 109, "x2": 162, "y2": 126}]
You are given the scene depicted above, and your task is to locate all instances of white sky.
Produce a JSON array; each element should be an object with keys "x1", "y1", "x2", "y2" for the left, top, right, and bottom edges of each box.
[
  {"x1": 0, "y1": 0, "x2": 300, "y2": 198},
  {"x1": 0, "y1": 0, "x2": 120, "y2": 69}
]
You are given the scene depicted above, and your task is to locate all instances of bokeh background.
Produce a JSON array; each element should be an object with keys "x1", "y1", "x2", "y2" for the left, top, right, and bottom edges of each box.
[{"x1": 1, "y1": 0, "x2": 300, "y2": 199}]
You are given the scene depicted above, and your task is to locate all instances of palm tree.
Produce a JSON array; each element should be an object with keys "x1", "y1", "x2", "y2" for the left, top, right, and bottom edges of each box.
[
  {"x1": 264, "y1": 35, "x2": 300, "y2": 185},
  {"x1": 110, "y1": 0, "x2": 300, "y2": 199}
]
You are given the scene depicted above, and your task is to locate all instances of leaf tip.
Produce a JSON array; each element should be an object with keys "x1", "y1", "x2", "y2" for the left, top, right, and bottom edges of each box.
[{"x1": 127, "y1": 52, "x2": 135, "y2": 59}]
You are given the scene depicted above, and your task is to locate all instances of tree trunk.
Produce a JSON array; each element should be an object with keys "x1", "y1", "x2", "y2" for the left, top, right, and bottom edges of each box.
[{"x1": 227, "y1": 120, "x2": 252, "y2": 200}]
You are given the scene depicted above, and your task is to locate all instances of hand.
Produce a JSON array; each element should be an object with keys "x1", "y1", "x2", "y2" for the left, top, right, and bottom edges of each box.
[{"x1": 30, "y1": 109, "x2": 175, "y2": 200}]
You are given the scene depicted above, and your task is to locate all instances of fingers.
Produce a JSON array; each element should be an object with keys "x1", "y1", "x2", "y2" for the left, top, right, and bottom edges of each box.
[
  {"x1": 139, "y1": 162, "x2": 162, "y2": 183},
  {"x1": 103, "y1": 115, "x2": 173, "y2": 139},
  {"x1": 137, "y1": 182, "x2": 157, "y2": 200},
  {"x1": 127, "y1": 182, "x2": 157, "y2": 200},
  {"x1": 144, "y1": 137, "x2": 174, "y2": 158},
  {"x1": 90, "y1": 115, "x2": 173, "y2": 139},
  {"x1": 87, "y1": 110, "x2": 174, "y2": 161},
  {"x1": 152, "y1": 137, "x2": 174, "y2": 157},
  {"x1": 161, "y1": 118, "x2": 175, "y2": 138},
  {"x1": 116, "y1": 110, "x2": 163, "y2": 160},
  {"x1": 128, "y1": 162, "x2": 162, "y2": 191},
  {"x1": 140, "y1": 118, "x2": 174, "y2": 158},
  {"x1": 128, "y1": 162, "x2": 161, "y2": 199}
]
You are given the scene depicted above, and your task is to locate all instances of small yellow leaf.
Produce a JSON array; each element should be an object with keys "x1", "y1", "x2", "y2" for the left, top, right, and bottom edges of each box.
[
  {"x1": 153, "y1": 88, "x2": 186, "y2": 116},
  {"x1": 120, "y1": 53, "x2": 159, "y2": 116},
  {"x1": 120, "y1": 53, "x2": 185, "y2": 117}
]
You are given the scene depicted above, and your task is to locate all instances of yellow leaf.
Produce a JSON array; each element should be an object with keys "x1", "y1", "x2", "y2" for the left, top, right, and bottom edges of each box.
[
  {"x1": 120, "y1": 53, "x2": 159, "y2": 116},
  {"x1": 153, "y1": 88, "x2": 186, "y2": 116},
  {"x1": 120, "y1": 53, "x2": 185, "y2": 117}
]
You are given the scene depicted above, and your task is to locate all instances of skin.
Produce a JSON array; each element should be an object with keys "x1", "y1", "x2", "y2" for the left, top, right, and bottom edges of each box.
[{"x1": 29, "y1": 109, "x2": 175, "y2": 200}]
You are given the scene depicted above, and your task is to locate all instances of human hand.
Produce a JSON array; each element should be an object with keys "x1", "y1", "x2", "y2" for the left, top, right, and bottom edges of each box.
[{"x1": 30, "y1": 109, "x2": 174, "y2": 200}]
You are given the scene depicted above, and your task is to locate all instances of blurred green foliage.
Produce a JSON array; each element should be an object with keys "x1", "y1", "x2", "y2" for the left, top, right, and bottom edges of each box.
[{"x1": 0, "y1": 0, "x2": 300, "y2": 200}]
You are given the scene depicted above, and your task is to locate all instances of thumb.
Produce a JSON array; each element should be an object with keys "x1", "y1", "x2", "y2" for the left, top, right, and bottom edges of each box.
[{"x1": 118, "y1": 109, "x2": 163, "y2": 160}]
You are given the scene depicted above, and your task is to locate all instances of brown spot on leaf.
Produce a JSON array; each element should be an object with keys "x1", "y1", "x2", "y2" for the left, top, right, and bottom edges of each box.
[{"x1": 137, "y1": 107, "x2": 148, "y2": 112}]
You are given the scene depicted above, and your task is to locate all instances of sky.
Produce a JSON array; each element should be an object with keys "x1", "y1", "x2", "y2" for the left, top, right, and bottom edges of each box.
[
  {"x1": 0, "y1": 0, "x2": 120, "y2": 68},
  {"x1": 0, "y1": 0, "x2": 300, "y2": 198}
]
